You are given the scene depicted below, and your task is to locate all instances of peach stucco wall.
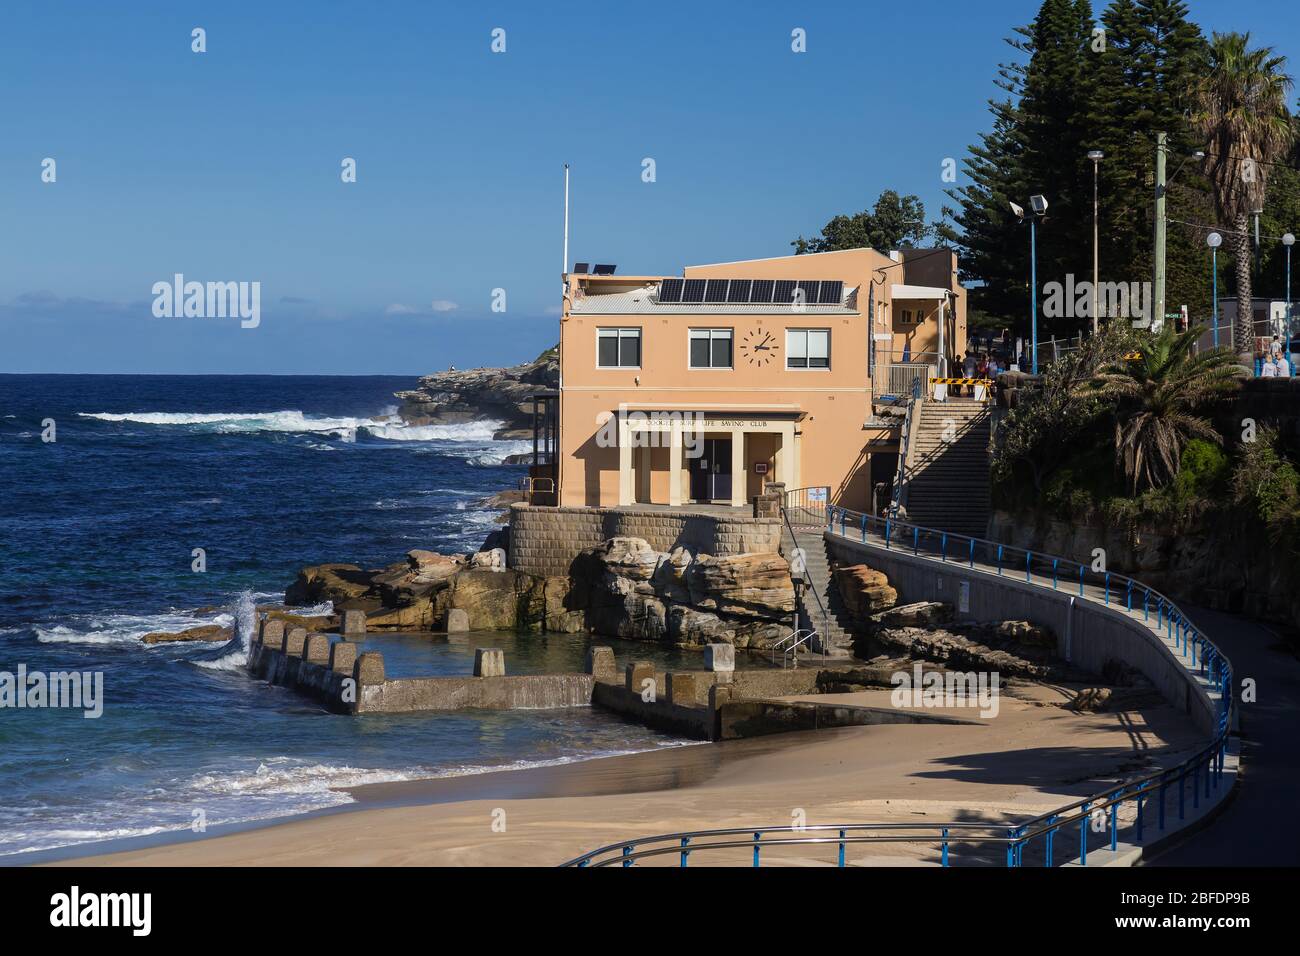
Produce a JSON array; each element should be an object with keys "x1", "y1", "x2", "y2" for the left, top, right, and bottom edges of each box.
[{"x1": 556, "y1": 247, "x2": 964, "y2": 511}]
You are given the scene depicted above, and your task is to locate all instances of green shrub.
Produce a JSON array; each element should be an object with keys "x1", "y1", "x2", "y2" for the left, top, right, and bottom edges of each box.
[{"x1": 1174, "y1": 439, "x2": 1230, "y2": 502}]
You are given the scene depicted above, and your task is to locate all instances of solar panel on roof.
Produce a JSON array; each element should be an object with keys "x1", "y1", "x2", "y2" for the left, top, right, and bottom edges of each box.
[
  {"x1": 750, "y1": 280, "x2": 774, "y2": 303},
  {"x1": 773, "y1": 280, "x2": 796, "y2": 304},
  {"x1": 705, "y1": 279, "x2": 729, "y2": 302},
  {"x1": 659, "y1": 278, "x2": 684, "y2": 303},
  {"x1": 817, "y1": 280, "x2": 844, "y2": 304},
  {"x1": 726, "y1": 279, "x2": 752, "y2": 303},
  {"x1": 794, "y1": 281, "x2": 820, "y2": 306},
  {"x1": 681, "y1": 279, "x2": 707, "y2": 303}
]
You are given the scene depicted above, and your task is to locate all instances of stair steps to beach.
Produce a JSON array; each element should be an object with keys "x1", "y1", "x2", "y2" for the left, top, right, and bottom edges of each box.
[
  {"x1": 898, "y1": 396, "x2": 992, "y2": 539},
  {"x1": 781, "y1": 524, "x2": 857, "y2": 658}
]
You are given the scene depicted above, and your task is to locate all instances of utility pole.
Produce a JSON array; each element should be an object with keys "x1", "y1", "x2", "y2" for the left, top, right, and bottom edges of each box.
[{"x1": 1152, "y1": 132, "x2": 1167, "y2": 330}]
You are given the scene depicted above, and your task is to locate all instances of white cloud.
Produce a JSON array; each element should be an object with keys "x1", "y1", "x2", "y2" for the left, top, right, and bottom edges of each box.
[
  {"x1": 430, "y1": 299, "x2": 458, "y2": 312},
  {"x1": 385, "y1": 303, "x2": 419, "y2": 315}
]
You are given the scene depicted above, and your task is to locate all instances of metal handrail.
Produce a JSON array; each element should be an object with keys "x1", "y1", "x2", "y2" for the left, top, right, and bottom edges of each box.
[
  {"x1": 770, "y1": 627, "x2": 817, "y2": 667},
  {"x1": 887, "y1": 377, "x2": 922, "y2": 519},
  {"x1": 562, "y1": 506, "x2": 1234, "y2": 869},
  {"x1": 777, "y1": 500, "x2": 832, "y2": 656}
]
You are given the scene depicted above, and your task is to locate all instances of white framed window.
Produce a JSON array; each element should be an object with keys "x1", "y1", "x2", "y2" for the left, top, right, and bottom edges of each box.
[
  {"x1": 786, "y1": 328, "x2": 830, "y2": 370},
  {"x1": 597, "y1": 328, "x2": 641, "y2": 368},
  {"x1": 689, "y1": 328, "x2": 733, "y2": 369}
]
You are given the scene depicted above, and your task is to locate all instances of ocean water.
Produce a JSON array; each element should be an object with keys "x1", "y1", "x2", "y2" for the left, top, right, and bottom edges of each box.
[{"x1": 0, "y1": 375, "x2": 696, "y2": 858}]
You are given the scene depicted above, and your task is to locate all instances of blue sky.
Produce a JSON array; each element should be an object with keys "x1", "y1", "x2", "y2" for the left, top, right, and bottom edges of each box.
[{"x1": 1, "y1": 0, "x2": 1296, "y2": 374}]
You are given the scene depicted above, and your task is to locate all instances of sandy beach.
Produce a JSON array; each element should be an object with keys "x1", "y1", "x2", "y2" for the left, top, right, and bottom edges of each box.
[{"x1": 52, "y1": 685, "x2": 1203, "y2": 867}]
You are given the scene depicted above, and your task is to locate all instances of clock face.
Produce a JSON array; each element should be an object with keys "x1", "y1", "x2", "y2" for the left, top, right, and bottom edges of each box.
[{"x1": 740, "y1": 328, "x2": 779, "y2": 367}]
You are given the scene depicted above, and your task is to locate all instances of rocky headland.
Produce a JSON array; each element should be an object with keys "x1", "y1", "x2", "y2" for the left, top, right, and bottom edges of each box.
[
  {"x1": 393, "y1": 346, "x2": 558, "y2": 440},
  {"x1": 281, "y1": 536, "x2": 797, "y2": 648}
]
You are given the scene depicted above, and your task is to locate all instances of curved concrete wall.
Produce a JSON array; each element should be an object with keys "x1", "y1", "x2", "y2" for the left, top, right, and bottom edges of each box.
[{"x1": 825, "y1": 534, "x2": 1219, "y2": 735}]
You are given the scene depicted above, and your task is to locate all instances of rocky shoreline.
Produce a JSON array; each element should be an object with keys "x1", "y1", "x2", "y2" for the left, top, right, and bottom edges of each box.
[{"x1": 393, "y1": 347, "x2": 558, "y2": 440}]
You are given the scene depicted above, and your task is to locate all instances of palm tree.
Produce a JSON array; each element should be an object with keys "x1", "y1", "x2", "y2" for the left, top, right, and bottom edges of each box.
[
  {"x1": 1088, "y1": 325, "x2": 1244, "y2": 494},
  {"x1": 1194, "y1": 33, "x2": 1294, "y2": 366}
]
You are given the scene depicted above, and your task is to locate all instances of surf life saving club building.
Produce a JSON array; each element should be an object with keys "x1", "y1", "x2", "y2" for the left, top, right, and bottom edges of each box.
[{"x1": 546, "y1": 247, "x2": 967, "y2": 512}]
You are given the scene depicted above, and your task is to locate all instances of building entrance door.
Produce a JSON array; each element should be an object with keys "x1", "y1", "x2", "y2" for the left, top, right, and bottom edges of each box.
[{"x1": 689, "y1": 438, "x2": 732, "y2": 502}]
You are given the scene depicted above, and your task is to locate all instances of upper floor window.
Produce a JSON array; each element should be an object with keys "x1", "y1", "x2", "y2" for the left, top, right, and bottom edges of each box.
[
  {"x1": 689, "y1": 328, "x2": 733, "y2": 369},
  {"x1": 597, "y1": 328, "x2": 641, "y2": 368},
  {"x1": 787, "y1": 329, "x2": 830, "y2": 370}
]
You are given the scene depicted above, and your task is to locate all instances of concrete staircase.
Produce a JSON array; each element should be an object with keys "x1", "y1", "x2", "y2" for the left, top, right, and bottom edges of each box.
[
  {"x1": 786, "y1": 526, "x2": 856, "y2": 658},
  {"x1": 898, "y1": 396, "x2": 992, "y2": 539}
]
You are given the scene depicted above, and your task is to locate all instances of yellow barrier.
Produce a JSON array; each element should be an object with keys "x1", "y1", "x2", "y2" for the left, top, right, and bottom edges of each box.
[{"x1": 928, "y1": 377, "x2": 995, "y2": 386}]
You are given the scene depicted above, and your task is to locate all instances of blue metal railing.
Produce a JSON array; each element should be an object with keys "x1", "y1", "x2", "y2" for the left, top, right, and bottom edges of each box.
[{"x1": 561, "y1": 507, "x2": 1233, "y2": 869}]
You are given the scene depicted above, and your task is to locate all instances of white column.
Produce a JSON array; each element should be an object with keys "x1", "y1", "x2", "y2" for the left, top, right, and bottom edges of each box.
[
  {"x1": 668, "y1": 424, "x2": 683, "y2": 507},
  {"x1": 778, "y1": 422, "x2": 796, "y2": 488},
  {"x1": 730, "y1": 428, "x2": 745, "y2": 507},
  {"x1": 617, "y1": 417, "x2": 632, "y2": 506}
]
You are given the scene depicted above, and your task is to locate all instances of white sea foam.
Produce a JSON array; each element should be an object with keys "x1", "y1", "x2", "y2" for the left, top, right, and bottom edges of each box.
[
  {"x1": 34, "y1": 609, "x2": 229, "y2": 646},
  {"x1": 192, "y1": 591, "x2": 257, "y2": 671},
  {"x1": 76, "y1": 410, "x2": 512, "y2": 447}
]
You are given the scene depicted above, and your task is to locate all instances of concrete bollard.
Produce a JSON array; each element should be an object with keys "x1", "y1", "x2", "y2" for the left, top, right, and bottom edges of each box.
[
  {"x1": 665, "y1": 673, "x2": 697, "y2": 706},
  {"x1": 303, "y1": 633, "x2": 331, "y2": 664},
  {"x1": 625, "y1": 661, "x2": 656, "y2": 697},
  {"x1": 329, "y1": 641, "x2": 358, "y2": 674},
  {"x1": 446, "y1": 608, "x2": 470, "y2": 633},
  {"x1": 473, "y1": 647, "x2": 506, "y2": 677},
  {"x1": 354, "y1": 652, "x2": 386, "y2": 686},
  {"x1": 704, "y1": 643, "x2": 735, "y2": 673},
  {"x1": 585, "y1": 646, "x2": 617, "y2": 681},
  {"x1": 284, "y1": 627, "x2": 308, "y2": 658},
  {"x1": 260, "y1": 619, "x2": 286, "y2": 651},
  {"x1": 341, "y1": 609, "x2": 367, "y2": 639},
  {"x1": 709, "y1": 683, "x2": 733, "y2": 711}
]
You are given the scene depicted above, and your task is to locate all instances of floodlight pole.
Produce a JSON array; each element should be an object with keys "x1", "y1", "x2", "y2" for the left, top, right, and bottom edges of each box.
[
  {"x1": 1152, "y1": 132, "x2": 1167, "y2": 330},
  {"x1": 1031, "y1": 218, "x2": 1039, "y2": 375}
]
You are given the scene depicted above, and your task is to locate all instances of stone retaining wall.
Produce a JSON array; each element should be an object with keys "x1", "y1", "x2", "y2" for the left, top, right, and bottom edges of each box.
[{"x1": 508, "y1": 503, "x2": 782, "y2": 576}]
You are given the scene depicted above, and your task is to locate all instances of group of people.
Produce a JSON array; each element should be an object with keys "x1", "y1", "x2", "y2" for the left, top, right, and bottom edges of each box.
[
  {"x1": 1261, "y1": 336, "x2": 1293, "y2": 377},
  {"x1": 951, "y1": 350, "x2": 1013, "y2": 396}
]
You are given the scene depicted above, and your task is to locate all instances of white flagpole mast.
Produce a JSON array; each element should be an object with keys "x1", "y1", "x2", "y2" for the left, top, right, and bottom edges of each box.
[{"x1": 562, "y1": 164, "x2": 570, "y2": 285}]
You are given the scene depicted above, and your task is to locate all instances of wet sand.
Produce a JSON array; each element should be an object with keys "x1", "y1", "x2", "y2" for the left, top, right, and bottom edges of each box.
[{"x1": 49, "y1": 687, "x2": 1204, "y2": 868}]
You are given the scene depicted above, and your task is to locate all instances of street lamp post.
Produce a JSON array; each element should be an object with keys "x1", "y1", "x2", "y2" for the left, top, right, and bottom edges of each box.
[
  {"x1": 1207, "y1": 232, "x2": 1222, "y2": 348},
  {"x1": 1284, "y1": 232, "x2": 1295, "y2": 367},
  {"x1": 1011, "y1": 196, "x2": 1049, "y2": 374},
  {"x1": 1088, "y1": 150, "x2": 1104, "y2": 335}
]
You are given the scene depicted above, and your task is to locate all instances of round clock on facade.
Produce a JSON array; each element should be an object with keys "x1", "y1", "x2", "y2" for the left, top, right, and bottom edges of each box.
[{"x1": 740, "y1": 329, "x2": 779, "y2": 367}]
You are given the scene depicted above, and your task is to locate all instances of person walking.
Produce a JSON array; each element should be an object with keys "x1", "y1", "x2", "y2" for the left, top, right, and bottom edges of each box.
[{"x1": 1261, "y1": 354, "x2": 1279, "y2": 378}]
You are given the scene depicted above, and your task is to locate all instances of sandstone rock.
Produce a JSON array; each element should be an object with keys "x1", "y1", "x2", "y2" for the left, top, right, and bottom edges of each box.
[
  {"x1": 1072, "y1": 687, "x2": 1113, "y2": 712},
  {"x1": 285, "y1": 563, "x2": 381, "y2": 611},
  {"x1": 446, "y1": 608, "x2": 470, "y2": 632},
  {"x1": 365, "y1": 598, "x2": 434, "y2": 630},
  {"x1": 995, "y1": 620, "x2": 1055, "y2": 649},
  {"x1": 871, "y1": 601, "x2": 953, "y2": 630},
  {"x1": 140, "y1": 624, "x2": 232, "y2": 645},
  {"x1": 687, "y1": 553, "x2": 795, "y2": 618},
  {"x1": 443, "y1": 568, "x2": 533, "y2": 631},
  {"x1": 835, "y1": 565, "x2": 899, "y2": 619},
  {"x1": 469, "y1": 547, "x2": 507, "y2": 571}
]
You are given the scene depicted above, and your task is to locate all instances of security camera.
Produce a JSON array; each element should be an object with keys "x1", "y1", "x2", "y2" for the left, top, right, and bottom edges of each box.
[{"x1": 1030, "y1": 195, "x2": 1048, "y2": 216}]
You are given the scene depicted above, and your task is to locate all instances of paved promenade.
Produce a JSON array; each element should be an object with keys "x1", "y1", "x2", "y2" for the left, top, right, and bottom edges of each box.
[{"x1": 1148, "y1": 606, "x2": 1300, "y2": 866}]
